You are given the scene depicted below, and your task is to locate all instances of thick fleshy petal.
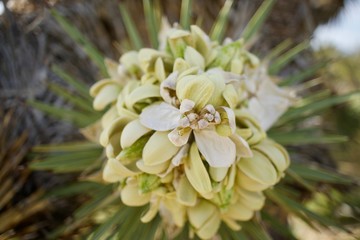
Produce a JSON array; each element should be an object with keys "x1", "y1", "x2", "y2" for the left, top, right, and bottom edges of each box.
[
  {"x1": 136, "y1": 159, "x2": 170, "y2": 175},
  {"x1": 162, "y1": 192, "x2": 187, "y2": 227},
  {"x1": 176, "y1": 74, "x2": 215, "y2": 110},
  {"x1": 121, "y1": 179, "x2": 151, "y2": 206},
  {"x1": 236, "y1": 188, "x2": 265, "y2": 211},
  {"x1": 229, "y1": 134, "x2": 253, "y2": 158},
  {"x1": 184, "y1": 143, "x2": 212, "y2": 197},
  {"x1": 140, "y1": 103, "x2": 181, "y2": 131},
  {"x1": 237, "y1": 151, "x2": 278, "y2": 186},
  {"x1": 103, "y1": 158, "x2": 137, "y2": 182},
  {"x1": 160, "y1": 71, "x2": 178, "y2": 104},
  {"x1": 121, "y1": 119, "x2": 152, "y2": 149},
  {"x1": 196, "y1": 212, "x2": 221, "y2": 239},
  {"x1": 188, "y1": 200, "x2": 217, "y2": 229},
  {"x1": 184, "y1": 46, "x2": 205, "y2": 70},
  {"x1": 141, "y1": 199, "x2": 160, "y2": 223},
  {"x1": 100, "y1": 117, "x2": 131, "y2": 146},
  {"x1": 223, "y1": 84, "x2": 239, "y2": 109},
  {"x1": 177, "y1": 175, "x2": 197, "y2": 206},
  {"x1": 253, "y1": 139, "x2": 289, "y2": 172},
  {"x1": 194, "y1": 128, "x2": 236, "y2": 167},
  {"x1": 143, "y1": 131, "x2": 180, "y2": 166},
  {"x1": 225, "y1": 201, "x2": 254, "y2": 221},
  {"x1": 168, "y1": 127, "x2": 192, "y2": 147},
  {"x1": 93, "y1": 84, "x2": 121, "y2": 111},
  {"x1": 209, "y1": 166, "x2": 229, "y2": 182},
  {"x1": 125, "y1": 84, "x2": 161, "y2": 110},
  {"x1": 221, "y1": 107, "x2": 236, "y2": 133},
  {"x1": 171, "y1": 144, "x2": 189, "y2": 166}
]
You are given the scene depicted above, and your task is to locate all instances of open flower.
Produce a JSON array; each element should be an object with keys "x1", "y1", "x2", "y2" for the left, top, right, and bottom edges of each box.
[
  {"x1": 140, "y1": 99, "x2": 252, "y2": 168},
  {"x1": 243, "y1": 66, "x2": 296, "y2": 130}
]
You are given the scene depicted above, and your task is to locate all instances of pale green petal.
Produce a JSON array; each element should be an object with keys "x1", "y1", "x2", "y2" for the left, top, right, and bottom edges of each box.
[
  {"x1": 184, "y1": 143, "x2": 212, "y2": 197},
  {"x1": 177, "y1": 175, "x2": 198, "y2": 207},
  {"x1": 188, "y1": 200, "x2": 217, "y2": 229},
  {"x1": 103, "y1": 157, "x2": 138, "y2": 183},
  {"x1": 90, "y1": 79, "x2": 113, "y2": 96},
  {"x1": 176, "y1": 74, "x2": 215, "y2": 110},
  {"x1": 222, "y1": 215, "x2": 242, "y2": 231},
  {"x1": 225, "y1": 201, "x2": 254, "y2": 221},
  {"x1": 196, "y1": 212, "x2": 221, "y2": 240},
  {"x1": 173, "y1": 58, "x2": 190, "y2": 73},
  {"x1": 205, "y1": 70, "x2": 226, "y2": 107},
  {"x1": 93, "y1": 83, "x2": 121, "y2": 111},
  {"x1": 223, "y1": 84, "x2": 239, "y2": 109},
  {"x1": 236, "y1": 188, "x2": 265, "y2": 210},
  {"x1": 236, "y1": 169, "x2": 270, "y2": 192},
  {"x1": 105, "y1": 131, "x2": 122, "y2": 158},
  {"x1": 141, "y1": 200, "x2": 160, "y2": 223},
  {"x1": 120, "y1": 119, "x2": 152, "y2": 148},
  {"x1": 155, "y1": 57, "x2": 166, "y2": 82},
  {"x1": 237, "y1": 151, "x2": 278, "y2": 186},
  {"x1": 143, "y1": 131, "x2": 180, "y2": 166},
  {"x1": 254, "y1": 139, "x2": 289, "y2": 172},
  {"x1": 101, "y1": 106, "x2": 119, "y2": 129},
  {"x1": 120, "y1": 50, "x2": 140, "y2": 74},
  {"x1": 229, "y1": 134, "x2": 253, "y2": 158},
  {"x1": 209, "y1": 166, "x2": 229, "y2": 182},
  {"x1": 230, "y1": 58, "x2": 244, "y2": 74},
  {"x1": 138, "y1": 48, "x2": 170, "y2": 72},
  {"x1": 104, "y1": 58, "x2": 120, "y2": 80},
  {"x1": 163, "y1": 192, "x2": 187, "y2": 227},
  {"x1": 190, "y1": 25, "x2": 211, "y2": 58},
  {"x1": 121, "y1": 179, "x2": 151, "y2": 206},
  {"x1": 184, "y1": 46, "x2": 205, "y2": 70},
  {"x1": 100, "y1": 117, "x2": 131, "y2": 146},
  {"x1": 136, "y1": 159, "x2": 170, "y2": 175},
  {"x1": 168, "y1": 29, "x2": 192, "y2": 58},
  {"x1": 125, "y1": 84, "x2": 161, "y2": 110}
]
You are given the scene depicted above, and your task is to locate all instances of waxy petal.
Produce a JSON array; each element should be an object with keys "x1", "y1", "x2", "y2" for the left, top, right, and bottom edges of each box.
[
  {"x1": 184, "y1": 143, "x2": 212, "y2": 197},
  {"x1": 121, "y1": 119, "x2": 152, "y2": 149},
  {"x1": 136, "y1": 159, "x2": 170, "y2": 175},
  {"x1": 194, "y1": 128, "x2": 236, "y2": 167},
  {"x1": 188, "y1": 200, "x2": 217, "y2": 229},
  {"x1": 176, "y1": 74, "x2": 215, "y2": 110},
  {"x1": 125, "y1": 84, "x2": 161, "y2": 110},
  {"x1": 103, "y1": 158, "x2": 137, "y2": 182},
  {"x1": 184, "y1": 46, "x2": 205, "y2": 70},
  {"x1": 140, "y1": 103, "x2": 181, "y2": 131},
  {"x1": 229, "y1": 134, "x2": 253, "y2": 158},
  {"x1": 236, "y1": 188, "x2": 265, "y2": 211},
  {"x1": 143, "y1": 131, "x2": 180, "y2": 166},
  {"x1": 160, "y1": 71, "x2": 178, "y2": 104},
  {"x1": 177, "y1": 175, "x2": 197, "y2": 206},
  {"x1": 121, "y1": 179, "x2": 151, "y2": 206},
  {"x1": 168, "y1": 127, "x2": 192, "y2": 147},
  {"x1": 225, "y1": 201, "x2": 254, "y2": 221}
]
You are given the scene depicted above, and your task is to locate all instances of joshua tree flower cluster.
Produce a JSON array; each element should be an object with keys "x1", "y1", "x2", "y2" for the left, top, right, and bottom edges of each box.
[{"x1": 90, "y1": 23, "x2": 295, "y2": 239}]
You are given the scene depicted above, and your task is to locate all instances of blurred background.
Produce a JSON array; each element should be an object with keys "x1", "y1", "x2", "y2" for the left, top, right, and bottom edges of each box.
[{"x1": 0, "y1": 0, "x2": 359, "y2": 239}]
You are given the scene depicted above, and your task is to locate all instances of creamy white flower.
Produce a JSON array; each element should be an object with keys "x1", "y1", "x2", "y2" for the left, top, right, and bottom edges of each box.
[
  {"x1": 243, "y1": 67, "x2": 296, "y2": 130},
  {"x1": 140, "y1": 99, "x2": 252, "y2": 168}
]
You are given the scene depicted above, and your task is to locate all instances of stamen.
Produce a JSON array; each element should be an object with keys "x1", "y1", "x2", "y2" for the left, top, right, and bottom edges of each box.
[
  {"x1": 179, "y1": 99, "x2": 195, "y2": 114},
  {"x1": 198, "y1": 119, "x2": 209, "y2": 129},
  {"x1": 204, "y1": 104, "x2": 216, "y2": 115},
  {"x1": 204, "y1": 113, "x2": 214, "y2": 122},
  {"x1": 214, "y1": 112, "x2": 221, "y2": 124},
  {"x1": 179, "y1": 117, "x2": 190, "y2": 127}
]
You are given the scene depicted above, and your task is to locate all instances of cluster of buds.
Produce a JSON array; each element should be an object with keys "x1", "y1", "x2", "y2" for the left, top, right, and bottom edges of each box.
[{"x1": 90, "y1": 23, "x2": 294, "y2": 239}]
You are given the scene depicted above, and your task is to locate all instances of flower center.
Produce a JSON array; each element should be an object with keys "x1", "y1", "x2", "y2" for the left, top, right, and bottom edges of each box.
[{"x1": 179, "y1": 100, "x2": 221, "y2": 130}]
